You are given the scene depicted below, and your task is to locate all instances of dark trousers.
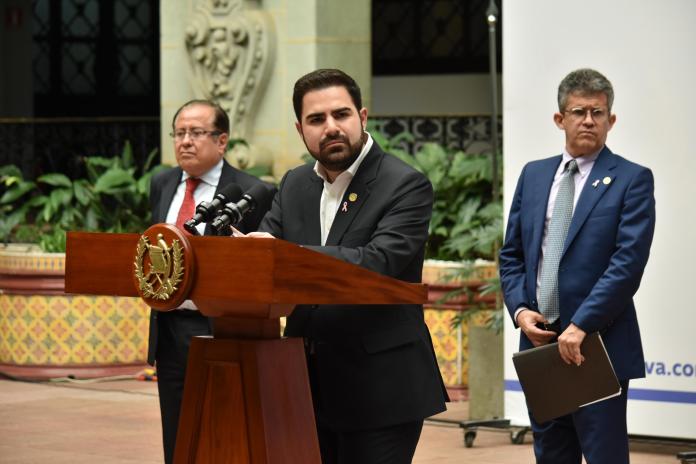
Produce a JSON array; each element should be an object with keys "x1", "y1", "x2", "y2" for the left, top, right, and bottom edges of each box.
[
  {"x1": 155, "y1": 310, "x2": 211, "y2": 464},
  {"x1": 304, "y1": 339, "x2": 424, "y2": 464},
  {"x1": 530, "y1": 379, "x2": 630, "y2": 464},
  {"x1": 317, "y1": 420, "x2": 423, "y2": 464}
]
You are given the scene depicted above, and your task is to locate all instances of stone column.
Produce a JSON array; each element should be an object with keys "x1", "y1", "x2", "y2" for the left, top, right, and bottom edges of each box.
[
  {"x1": 160, "y1": 0, "x2": 371, "y2": 176},
  {"x1": 160, "y1": 0, "x2": 197, "y2": 165},
  {"x1": 258, "y1": 0, "x2": 371, "y2": 175}
]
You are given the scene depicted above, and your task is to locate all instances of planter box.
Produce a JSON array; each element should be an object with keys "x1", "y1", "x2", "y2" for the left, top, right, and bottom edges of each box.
[
  {"x1": 422, "y1": 259, "x2": 497, "y2": 401},
  {"x1": 0, "y1": 244, "x2": 150, "y2": 380}
]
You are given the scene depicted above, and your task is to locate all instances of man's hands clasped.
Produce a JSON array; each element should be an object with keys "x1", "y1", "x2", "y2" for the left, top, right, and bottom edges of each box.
[{"x1": 517, "y1": 308, "x2": 586, "y2": 366}]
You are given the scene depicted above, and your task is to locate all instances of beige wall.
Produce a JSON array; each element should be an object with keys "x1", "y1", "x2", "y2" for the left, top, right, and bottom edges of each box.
[
  {"x1": 160, "y1": 0, "x2": 371, "y2": 177},
  {"x1": 372, "y1": 74, "x2": 501, "y2": 116},
  {"x1": 160, "y1": 0, "x2": 196, "y2": 165},
  {"x1": 258, "y1": 0, "x2": 371, "y2": 175}
]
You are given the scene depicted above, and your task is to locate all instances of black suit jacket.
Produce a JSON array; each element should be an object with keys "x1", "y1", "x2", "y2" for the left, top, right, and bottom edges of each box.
[
  {"x1": 147, "y1": 159, "x2": 275, "y2": 364},
  {"x1": 259, "y1": 141, "x2": 448, "y2": 431}
]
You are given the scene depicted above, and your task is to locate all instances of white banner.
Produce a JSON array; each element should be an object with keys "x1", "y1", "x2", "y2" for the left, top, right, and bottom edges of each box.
[{"x1": 502, "y1": 0, "x2": 696, "y2": 439}]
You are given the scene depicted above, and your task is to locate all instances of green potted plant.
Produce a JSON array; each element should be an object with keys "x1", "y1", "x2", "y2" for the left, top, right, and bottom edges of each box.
[
  {"x1": 0, "y1": 142, "x2": 165, "y2": 379},
  {"x1": 370, "y1": 128, "x2": 503, "y2": 408},
  {"x1": 1, "y1": 142, "x2": 162, "y2": 250}
]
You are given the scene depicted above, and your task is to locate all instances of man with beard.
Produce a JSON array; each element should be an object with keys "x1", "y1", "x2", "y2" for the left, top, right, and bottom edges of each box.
[{"x1": 248, "y1": 68, "x2": 448, "y2": 463}]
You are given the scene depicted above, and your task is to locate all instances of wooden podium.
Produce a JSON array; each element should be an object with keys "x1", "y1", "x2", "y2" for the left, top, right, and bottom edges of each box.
[{"x1": 65, "y1": 224, "x2": 427, "y2": 464}]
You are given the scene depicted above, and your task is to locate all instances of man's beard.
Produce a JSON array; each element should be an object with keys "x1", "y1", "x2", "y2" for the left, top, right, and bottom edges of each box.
[{"x1": 309, "y1": 132, "x2": 365, "y2": 173}]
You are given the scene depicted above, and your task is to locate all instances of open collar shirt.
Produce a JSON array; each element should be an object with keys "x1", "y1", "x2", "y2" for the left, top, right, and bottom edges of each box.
[{"x1": 313, "y1": 133, "x2": 373, "y2": 246}]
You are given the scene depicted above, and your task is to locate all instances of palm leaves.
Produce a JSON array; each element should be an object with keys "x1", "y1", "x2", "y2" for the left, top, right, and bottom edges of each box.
[{"x1": 0, "y1": 142, "x2": 164, "y2": 252}]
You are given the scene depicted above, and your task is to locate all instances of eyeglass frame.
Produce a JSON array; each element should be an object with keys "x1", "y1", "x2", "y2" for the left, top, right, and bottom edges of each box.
[
  {"x1": 169, "y1": 128, "x2": 223, "y2": 141},
  {"x1": 563, "y1": 106, "x2": 610, "y2": 122}
]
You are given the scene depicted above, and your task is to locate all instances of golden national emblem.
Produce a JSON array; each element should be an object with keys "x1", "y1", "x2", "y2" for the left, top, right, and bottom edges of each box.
[{"x1": 134, "y1": 233, "x2": 185, "y2": 300}]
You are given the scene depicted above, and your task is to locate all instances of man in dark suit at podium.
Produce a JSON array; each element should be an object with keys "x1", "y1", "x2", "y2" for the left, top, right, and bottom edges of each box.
[
  {"x1": 499, "y1": 69, "x2": 655, "y2": 464},
  {"x1": 148, "y1": 99, "x2": 273, "y2": 464},
  {"x1": 250, "y1": 69, "x2": 448, "y2": 464}
]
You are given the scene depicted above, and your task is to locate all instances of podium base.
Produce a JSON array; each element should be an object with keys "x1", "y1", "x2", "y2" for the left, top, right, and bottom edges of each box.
[{"x1": 174, "y1": 336, "x2": 321, "y2": 464}]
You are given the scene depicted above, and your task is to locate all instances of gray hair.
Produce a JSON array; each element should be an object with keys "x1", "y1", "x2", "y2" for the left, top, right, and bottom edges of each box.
[{"x1": 557, "y1": 68, "x2": 614, "y2": 112}]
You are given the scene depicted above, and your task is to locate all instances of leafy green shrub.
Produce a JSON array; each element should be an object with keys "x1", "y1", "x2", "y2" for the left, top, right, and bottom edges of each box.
[
  {"x1": 370, "y1": 130, "x2": 502, "y2": 262},
  {"x1": 0, "y1": 142, "x2": 165, "y2": 252},
  {"x1": 369, "y1": 128, "x2": 505, "y2": 331}
]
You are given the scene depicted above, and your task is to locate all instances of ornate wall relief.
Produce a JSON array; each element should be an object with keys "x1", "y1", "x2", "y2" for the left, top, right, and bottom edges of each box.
[{"x1": 185, "y1": 0, "x2": 275, "y2": 139}]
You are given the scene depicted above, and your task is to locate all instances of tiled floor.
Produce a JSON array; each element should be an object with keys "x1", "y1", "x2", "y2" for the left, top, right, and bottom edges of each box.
[{"x1": 0, "y1": 378, "x2": 688, "y2": 463}]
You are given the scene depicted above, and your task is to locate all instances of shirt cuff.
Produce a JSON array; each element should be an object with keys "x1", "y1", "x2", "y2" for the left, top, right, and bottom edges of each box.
[
  {"x1": 513, "y1": 306, "x2": 529, "y2": 325},
  {"x1": 178, "y1": 299, "x2": 198, "y2": 311}
]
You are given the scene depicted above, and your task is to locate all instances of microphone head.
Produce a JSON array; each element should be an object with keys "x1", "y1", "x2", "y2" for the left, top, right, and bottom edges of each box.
[
  {"x1": 243, "y1": 183, "x2": 273, "y2": 208},
  {"x1": 210, "y1": 183, "x2": 274, "y2": 233},
  {"x1": 189, "y1": 183, "x2": 244, "y2": 226},
  {"x1": 217, "y1": 183, "x2": 244, "y2": 203},
  {"x1": 183, "y1": 219, "x2": 201, "y2": 235}
]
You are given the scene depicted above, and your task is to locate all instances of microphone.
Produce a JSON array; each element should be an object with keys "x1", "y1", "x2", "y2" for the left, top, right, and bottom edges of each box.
[
  {"x1": 183, "y1": 183, "x2": 243, "y2": 235},
  {"x1": 210, "y1": 183, "x2": 272, "y2": 234}
]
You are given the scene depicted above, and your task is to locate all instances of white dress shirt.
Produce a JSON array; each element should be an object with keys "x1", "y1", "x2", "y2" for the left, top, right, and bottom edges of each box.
[
  {"x1": 515, "y1": 147, "x2": 601, "y2": 322},
  {"x1": 164, "y1": 158, "x2": 223, "y2": 309},
  {"x1": 165, "y1": 158, "x2": 223, "y2": 236},
  {"x1": 314, "y1": 133, "x2": 373, "y2": 245}
]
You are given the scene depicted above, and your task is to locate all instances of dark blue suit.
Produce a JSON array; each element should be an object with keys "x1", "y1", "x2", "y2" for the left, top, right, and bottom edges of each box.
[{"x1": 500, "y1": 146, "x2": 655, "y2": 463}]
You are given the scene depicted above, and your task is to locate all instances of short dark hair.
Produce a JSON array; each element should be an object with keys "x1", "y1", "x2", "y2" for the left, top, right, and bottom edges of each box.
[
  {"x1": 171, "y1": 99, "x2": 230, "y2": 133},
  {"x1": 558, "y1": 68, "x2": 614, "y2": 112},
  {"x1": 292, "y1": 69, "x2": 363, "y2": 121}
]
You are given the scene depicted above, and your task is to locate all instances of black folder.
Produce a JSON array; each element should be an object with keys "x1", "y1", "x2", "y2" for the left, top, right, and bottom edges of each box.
[{"x1": 512, "y1": 332, "x2": 621, "y2": 423}]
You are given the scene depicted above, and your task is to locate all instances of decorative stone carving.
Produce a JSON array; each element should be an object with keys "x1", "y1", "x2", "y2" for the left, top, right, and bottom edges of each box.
[{"x1": 185, "y1": 0, "x2": 275, "y2": 139}]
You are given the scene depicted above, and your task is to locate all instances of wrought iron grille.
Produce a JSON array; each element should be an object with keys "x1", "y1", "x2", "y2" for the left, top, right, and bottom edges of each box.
[
  {"x1": 372, "y1": 0, "x2": 502, "y2": 75},
  {"x1": 0, "y1": 118, "x2": 160, "y2": 179},
  {"x1": 32, "y1": 0, "x2": 159, "y2": 117},
  {"x1": 371, "y1": 115, "x2": 502, "y2": 155},
  {"x1": 0, "y1": 115, "x2": 499, "y2": 179}
]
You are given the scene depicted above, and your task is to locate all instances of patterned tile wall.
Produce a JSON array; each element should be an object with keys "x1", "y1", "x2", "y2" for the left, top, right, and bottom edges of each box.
[
  {"x1": 0, "y1": 251, "x2": 65, "y2": 274},
  {"x1": 0, "y1": 294, "x2": 149, "y2": 365},
  {"x1": 424, "y1": 308, "x2": 490, "y2": 387},
  {"x1": 422, "y1": 261, "x2": 498, "y2": 388}
]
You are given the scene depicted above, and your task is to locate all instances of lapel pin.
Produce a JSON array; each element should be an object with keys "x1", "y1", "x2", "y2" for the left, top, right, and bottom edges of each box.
[
  {"x1": 341, "y1": 201, "x2": 348, "y2": 213},
  {"x1": 348, "y1": 192, "x2": 358, "y2": 202},
  {"x1": 603, "y1": 176, "x2": 611, "y2": 185},
  {"x1": 592, "y1": 179, "x2": 600, "y2": 188}
]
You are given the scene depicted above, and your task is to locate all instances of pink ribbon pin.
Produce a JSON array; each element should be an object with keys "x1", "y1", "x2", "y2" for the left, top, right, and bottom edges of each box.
[{"x1": 341, "y1": 201, "x2": 348, "y2": 212}]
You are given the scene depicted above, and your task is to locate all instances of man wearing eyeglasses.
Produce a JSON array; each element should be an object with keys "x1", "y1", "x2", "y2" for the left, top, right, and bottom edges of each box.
[
  {"x1": 500, "y1": 69, "x2": 655, "y2": 464},
  {"x1": 148, "y1": 99, "x2": 275, "y2": 464}
]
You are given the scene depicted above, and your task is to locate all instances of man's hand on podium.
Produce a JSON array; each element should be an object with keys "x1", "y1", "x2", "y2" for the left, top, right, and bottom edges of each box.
[
  {"x1": 229, "y1": 226, "x2": 274, "y2": 239},
  {"x1": 247, "y1": 232, "x2": 275, "y2": 238}
]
